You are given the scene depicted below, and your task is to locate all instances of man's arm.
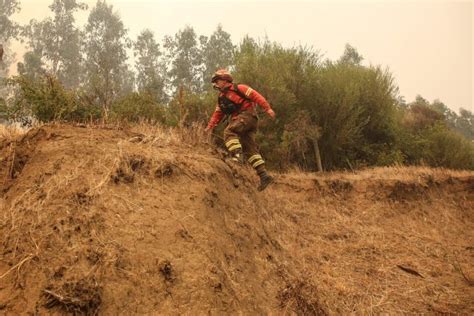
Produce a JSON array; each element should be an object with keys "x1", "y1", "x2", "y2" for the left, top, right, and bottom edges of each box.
[
  {"x1": 205, "y1": 105, "x2": 225, "y2": 131},
  {"x1": 238, "y1": 84, "x2": 275, "y2": 119}
]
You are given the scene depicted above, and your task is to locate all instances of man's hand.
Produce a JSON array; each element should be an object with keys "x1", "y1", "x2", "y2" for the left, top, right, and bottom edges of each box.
[
  {"x1": 267, "y1": 109, "x2": 276, "y2": 120},
  {"x1": 204, "y1": 126, "x2": 213, "y2": 133}
]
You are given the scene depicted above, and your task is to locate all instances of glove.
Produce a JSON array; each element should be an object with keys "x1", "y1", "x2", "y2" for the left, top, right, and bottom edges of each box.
[{"x1": 267, "y1": 109, "x2": 276, "y2": 120}]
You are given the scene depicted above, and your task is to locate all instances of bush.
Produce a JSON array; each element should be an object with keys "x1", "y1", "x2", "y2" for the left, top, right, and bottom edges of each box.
[
  {"x1": 6, "y1": 75, "x2": 100, "y2": 123},
  {"x1": 110, "y1": 92, "x2": 166, "y2": 123},
  {"x1": 422, "y1": 124, "x2": 474, "y2": 169},
  {"x1": 166, "y1": 88, "x2": 215, "y2": 127},
  {"x1": 401, "y1": 123, "x2": 474, "y2": 170}
]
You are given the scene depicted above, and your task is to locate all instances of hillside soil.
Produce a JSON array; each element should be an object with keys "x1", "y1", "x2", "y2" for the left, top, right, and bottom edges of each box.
[{"x1": 0, "y1": 124, "x2": 473, "y2": 315}]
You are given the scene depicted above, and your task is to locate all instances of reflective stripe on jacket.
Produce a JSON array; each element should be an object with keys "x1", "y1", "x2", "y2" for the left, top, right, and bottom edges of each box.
[{"x1": 206, "y1": 84, "x2": 273, "y2": 130}]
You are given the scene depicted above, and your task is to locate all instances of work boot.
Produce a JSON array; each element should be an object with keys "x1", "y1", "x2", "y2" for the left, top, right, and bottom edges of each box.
[
  {"x1": 230, "y1": 150, "x2": 244, "y2": 164},
  {"x1": 257, "y1": 172, "x2": 274, "y2": 191}
]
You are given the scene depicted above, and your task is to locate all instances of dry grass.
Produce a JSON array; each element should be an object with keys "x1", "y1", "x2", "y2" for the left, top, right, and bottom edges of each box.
[
  {"x1": 0, "y1": 122, "x2": 472, "y2": 314},
  {"x1": 128, "y1": 121, "x2": 211, "y2": 150},
  {"x1": 264, "y1": 164, "x2": 474, "y2": 314},
  {"x1": 283, "y1": 165, "x2": 473, "y2": 180},
  {"x1": 0, "y1": 123, "x2": 29, "y2": 142}
]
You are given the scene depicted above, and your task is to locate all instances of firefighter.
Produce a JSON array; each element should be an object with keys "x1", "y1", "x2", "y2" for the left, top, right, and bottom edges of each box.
[
  {"x1": 205, "y1": 69, "x2": 276, "y2": 191},
  {"x1": 0, "y1": 44, "x2": 3, "y2": 62}
]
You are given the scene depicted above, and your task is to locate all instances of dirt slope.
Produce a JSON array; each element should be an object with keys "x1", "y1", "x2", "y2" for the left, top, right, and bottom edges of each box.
[{"x1": 0, "y1": 124, "x2": 473, "y2": 315}]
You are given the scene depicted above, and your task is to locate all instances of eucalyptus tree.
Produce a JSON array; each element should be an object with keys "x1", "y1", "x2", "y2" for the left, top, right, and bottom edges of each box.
[
  {"x1": 19, "y1": 0, "x2": 86, "y2": 88},
  {"x1": 199, "y1": 24, "x2": 235, "y2": 89},
  {"x1": 455, "y1": 108, "x2": 474, "y2": 140},
  {"x1": 134, "y1": 29, "x2": 165, "y2": 102},
  {"x1": 82, "y1": 0, "x2": 131, "y2": 114},
  {"x1": 0, "y1": 0, "x2": 21, "y2": 77},
  {"x1": 339, "y1": 43, "x2": 364, "y2": 65},
  {"x1": 163, "y1": 25, "x2": 202, "y2": 93}
]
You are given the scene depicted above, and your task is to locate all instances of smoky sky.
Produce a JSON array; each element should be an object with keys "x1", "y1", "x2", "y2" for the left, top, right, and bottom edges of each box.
[{"x1": 10, "y1": 0, "x2": 473, "y2": 112}]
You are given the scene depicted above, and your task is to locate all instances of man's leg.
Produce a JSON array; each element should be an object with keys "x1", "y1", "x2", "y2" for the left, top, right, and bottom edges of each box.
[
  {"x1": 247, "y1": 153, "x2": 274, "y2": 192},
  {"x1": 223, "y1": 116, "x2": 246, "y2": 163},
  {"x1": 241, "y1": 130, "x2": 274, "y2": 191}
]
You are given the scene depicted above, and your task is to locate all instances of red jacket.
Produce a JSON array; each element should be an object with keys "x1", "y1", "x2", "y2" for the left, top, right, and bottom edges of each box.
[{"x1": 206, "y1": 84, "x2": 273, "y2": 130}]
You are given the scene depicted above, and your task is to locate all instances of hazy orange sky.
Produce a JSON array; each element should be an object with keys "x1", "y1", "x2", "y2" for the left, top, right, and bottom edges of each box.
[{"x1": 9, "y1": 0, "x2": 473, "y2": 112}]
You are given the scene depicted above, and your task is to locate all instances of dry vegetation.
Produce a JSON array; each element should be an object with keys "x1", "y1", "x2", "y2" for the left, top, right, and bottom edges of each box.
[
  {"x1": 0, "y1": 124, "x2": 28, "y2": 143},
  {"x1": 0, "y1": 123, "x2": 473, "y2": 315}
]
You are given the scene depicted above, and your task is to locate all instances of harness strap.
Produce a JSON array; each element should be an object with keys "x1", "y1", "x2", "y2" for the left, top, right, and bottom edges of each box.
[
  {"x1": 218, "y1": 83, "x2": 252, "y2": 115},
  {"x1": 230, "y1": 84, "x2": 251, "y2": 102}
]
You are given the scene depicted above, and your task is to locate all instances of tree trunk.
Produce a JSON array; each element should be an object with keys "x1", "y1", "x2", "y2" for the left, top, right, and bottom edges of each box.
[
  {"x1": 178, "y1": 85, "x2": 184, "y2": 128},
  {"x1": 312, "y1": 139, "x2": 323, "y2": 172}
]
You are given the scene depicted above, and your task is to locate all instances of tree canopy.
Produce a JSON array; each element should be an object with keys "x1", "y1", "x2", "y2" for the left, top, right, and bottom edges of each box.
[{"x1": 1, "y1": 0, "x2": 472, "y2": 171}]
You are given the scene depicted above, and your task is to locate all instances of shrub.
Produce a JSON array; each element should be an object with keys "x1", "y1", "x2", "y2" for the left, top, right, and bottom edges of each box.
[
  {"x1": 6, "y1": 75, "x2": 99, "y2": 123},
  {"x1": 110, "y1": 92, "x2": 166, "y2": 123},
  {"x1": 422, "y1": 124, "x2": 474, "y2": 169}
]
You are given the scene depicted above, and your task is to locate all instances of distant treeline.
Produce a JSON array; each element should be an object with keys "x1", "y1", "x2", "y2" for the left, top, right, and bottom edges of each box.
[{"x1": 1, "y1": 0, "x2": 473, "y2": 170}]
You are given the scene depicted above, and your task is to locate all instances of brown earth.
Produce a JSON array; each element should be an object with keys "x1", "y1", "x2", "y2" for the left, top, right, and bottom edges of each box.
[{"x1": 0, "y1": 123, "x2": 473, "y2": 315}]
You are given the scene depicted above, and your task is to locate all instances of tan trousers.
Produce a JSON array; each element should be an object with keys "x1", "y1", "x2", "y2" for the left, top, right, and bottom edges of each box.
[{"x1": 223, "y1": 111, "x2": 266, "y2": 174}]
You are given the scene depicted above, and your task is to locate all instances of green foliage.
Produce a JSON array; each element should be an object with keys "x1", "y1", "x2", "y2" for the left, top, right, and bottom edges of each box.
[
  {"x1": 0, "y1": 95, "x2": 7, "y2": 120},
  {"x1": 17, "y1": 51, "x2": 45, "y2": 81},
  {"x1": 200, "y1": 24, "x2": 235, "y2": 90},
  {"x1": 3, "y1": 0, "x2": 472, "y2": 171},
  {"x1": 0, "y1": 0, "x2": 21, "y2": 80},
  {"x1": 453, "y1": 108, "x2": 474, "y2": 140},
  {"x1": 308, "y1": 62, "x2": 369, "y2": 168},
  {"x1": 421, "y1": 124, "x2": 474, "y2": 169},
  {"x1": 281, "y1": 111, "x2": 321, "y2": 170},
  {"x1": 234, "y1": 38, "x2": 402, "y2": 170},
  {"x1": 234, "y1": 38, "x2": 317, "y2": 167},
  {"x1": 404, "y1": 96, "x2": 444, "y2": 130},
  {"x1": 430, "y1": 99, "x2": 458, "y2": 127},
  {"x1": 163, "y1": 26, "x2": 202, "y2": 93},
  {"x1": 6, "y1": 75, "x2": 100, "y2": 123},
  {"x1": 19, "y1": 0, "x2": 86, "y2": 88},
  {"x1": 110, "y1": 92, "x2": 166, "y2": 123},
  {"x1": 339, "y1": 43, "x2": 363, "y2": 65},
  {"x1": 83, "y1": 0, "x2": 131, "y2": 111},
  {"x1": 134, "y1": 29, "x2": 165, "y2": 102},
  {"x1": 17, "y1": 20, "x2": 48, "y2": 81},
  {"x1": 398, "y1": 101, "x2": 474, "y2": 170},
  {"x1": 0, "y1": 0, "x2": 21, "y2": 41},
  {"x1": 166, "y1": 87, "x2": 215, "y2": 127},
  {"x1": 401, "y1": 122, "x2": 474, "y2": 170},
  {"x1": 407, "y1": 96, "x2": 473, "y2": 141}
]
